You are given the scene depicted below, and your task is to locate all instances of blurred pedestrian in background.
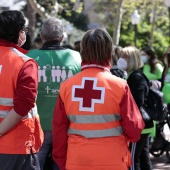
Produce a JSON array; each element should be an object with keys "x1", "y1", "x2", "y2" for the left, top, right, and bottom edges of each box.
[
  {"x1": 162, "y1": 46, "x2": 170, "y2": 112},
  {"x1": 140, "y1": 47, "x2": 163, "y2": 87},
  {"x1": 119, "y1": 46, "x2": 153, "y2": 170},
  {"x1": 110, "y1": 45, "x2": 127, "y2": 79},
  {"x1": 140, "y1": 47, "x2": 164, "y2": 153},
  {"x1": 73, "y1": 40, "x2": 81, "y2": 52}
]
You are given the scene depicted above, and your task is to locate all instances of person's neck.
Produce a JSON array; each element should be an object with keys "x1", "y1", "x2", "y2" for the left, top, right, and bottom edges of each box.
[{"x1": 40, "y1": 40, "x2": 64, "y2": 50}]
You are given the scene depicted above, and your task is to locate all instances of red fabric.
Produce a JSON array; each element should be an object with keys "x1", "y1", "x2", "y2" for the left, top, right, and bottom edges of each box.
[
  {"x1": 120, "y1": 84, "x2": 145, "y2": 142},
  {"x1": 13, "y1": 60, "x2": 38, "y2": 117},
  {"x1": 0, "y1": 39, "x2": 28, "y2": 54},
  {"x1": 52, "y1": 95, "x2": 69, "y2": 170},
  {"x1": 0, "y1": 39, "x2": 38, "y2": 117}
]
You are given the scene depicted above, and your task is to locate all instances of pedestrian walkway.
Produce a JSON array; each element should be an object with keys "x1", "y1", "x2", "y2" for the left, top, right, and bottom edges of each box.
[
  {"x1": 151, "y1": 123, "x2": 170, "y2": 169},
  {"x1": 151, "y1": 153, "x2": 170, "y2": 170}
]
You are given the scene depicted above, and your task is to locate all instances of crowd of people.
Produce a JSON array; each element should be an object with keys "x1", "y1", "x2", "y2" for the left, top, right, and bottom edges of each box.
[{"x1": 0, "y1": 10, "x2": 169, "y2": 170}]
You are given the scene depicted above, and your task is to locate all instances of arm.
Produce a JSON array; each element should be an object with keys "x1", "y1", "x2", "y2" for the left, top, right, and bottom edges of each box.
[
  {"x1": 52, "y1": 95, "x2": 69, "y2": 170},
  {"x1": 127, "y1": 74, "x2": 147, "y2": 107},
  {"x1": 0, "y1": 109, "x2": 22, "y2": 136},
  {"x1": 120, "y1": 84, "x2": 145, "y2": 142},
  {"x1": 0, "y1": 60, "x2": 38, "y2": 136},
  {"x1": 14, "y1": 60, "x2": 38, "y2": 116}
]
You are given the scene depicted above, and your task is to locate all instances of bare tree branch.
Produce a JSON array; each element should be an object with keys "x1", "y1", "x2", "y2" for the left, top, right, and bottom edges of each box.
[
  {"x1": 112, "y1": 0, "x2": 124, "y2": 45},
  {"x1": 28, "y1": 0, "x2": 64, "y2": 20}
]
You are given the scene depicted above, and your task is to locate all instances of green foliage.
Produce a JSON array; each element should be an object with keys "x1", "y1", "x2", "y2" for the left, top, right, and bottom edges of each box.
[
  {"x1": 35, "y1": 0, "x2": 89, "y2": 31},
  {"x1": 58, "y1": 0, "x2": 75, "y2": 10},
  {"x1": 36, "y1": 0, "x2": 55, "y2": 13},
  {"x1": 61, "y1": 10, "x2": 89, "y2": 31},
  {"x1": 94, "y1": 0, "x2": 170, "y2": 59},
  {"x1": 58, "y1": 0, "x2": 89, "y2": 30}
]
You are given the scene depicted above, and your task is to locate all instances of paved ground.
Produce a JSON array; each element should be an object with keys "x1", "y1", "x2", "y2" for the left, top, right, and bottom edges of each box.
[
  {"x1": 151, "y1": 153, "x2": 170, "y2": 170},
  {"x1": 151, "y1": 124, "x2": 170, "y2": 170}
]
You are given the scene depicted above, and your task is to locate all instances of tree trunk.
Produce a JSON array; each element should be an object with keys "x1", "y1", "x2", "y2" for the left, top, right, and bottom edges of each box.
[
  {"x1": 27, "y1": 0, "x2": 36, "y2": 42},
  {"x1": 28, "y1": 0, "x2": 64, "y2": 20},
  {"x1": 150, "y1": 0, "x2": 157, "y2": 48},
  {"x1": 28, "y1": 0, "x2": 50, "y2": 20},
  {"x1": 112, "y1": 0, "x2": 124, "y2": 46}
]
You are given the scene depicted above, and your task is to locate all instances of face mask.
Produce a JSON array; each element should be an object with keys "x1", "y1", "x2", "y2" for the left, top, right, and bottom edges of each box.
[
  {"x1": 18, "y1": 31, "x2": 26, "y2": 47},
  {"x1": 141, "y1": 55, "x2": 147, "y2": 63},
  {"x1": 117, "y1": 57, "x2": 128, "y2": 70}
]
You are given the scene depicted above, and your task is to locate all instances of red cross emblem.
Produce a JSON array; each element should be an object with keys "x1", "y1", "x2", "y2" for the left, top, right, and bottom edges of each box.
[{"x1": 72, "y1": 77, "x2": 105, "y2": 112}]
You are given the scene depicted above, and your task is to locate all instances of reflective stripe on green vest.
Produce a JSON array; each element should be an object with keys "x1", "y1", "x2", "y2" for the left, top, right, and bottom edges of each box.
[{"x1": 27, "y1": 49, "x2": 81, "y2": 130}]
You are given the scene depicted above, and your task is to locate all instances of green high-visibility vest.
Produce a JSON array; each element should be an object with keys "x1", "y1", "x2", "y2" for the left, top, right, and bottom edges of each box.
[{"x1": 27, "y1": 49, "x2": 81, "y2": 130}]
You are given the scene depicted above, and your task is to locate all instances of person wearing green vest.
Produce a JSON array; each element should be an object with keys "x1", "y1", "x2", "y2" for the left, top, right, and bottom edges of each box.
[
  {"x1": 27, "y1": 17, "x2": 81, "y2": 170},
  {"x1": 162, "y1": 47, "x2": 170, "y2": 115},
  {"x1": 141, "y1": 46, "x2": 163, "y2": 81},
  {"x1": 140, "y1": 47, "x2": 163, "y2": 137}
]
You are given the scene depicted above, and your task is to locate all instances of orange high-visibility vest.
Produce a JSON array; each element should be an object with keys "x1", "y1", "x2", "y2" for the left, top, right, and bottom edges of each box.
[
  {"x1": 60, "y1": 67, "x2": 132, "y2": 170},
  {"x1": 0, "y1": 46, "x2": 43, "y2": 154}
]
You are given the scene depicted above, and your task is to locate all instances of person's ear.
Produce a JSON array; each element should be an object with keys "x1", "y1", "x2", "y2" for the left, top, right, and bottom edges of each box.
[
  {"x1": 60, "y1": 35, "x2": 64, "y2": 42},
  {"x1": 40, "y1": 32, "x2": 43, "y2": 41}
]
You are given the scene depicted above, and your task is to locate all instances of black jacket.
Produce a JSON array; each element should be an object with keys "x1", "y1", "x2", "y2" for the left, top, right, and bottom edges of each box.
[{"x1": 127, "y1": 68, "x2": 154, "y2": 129}]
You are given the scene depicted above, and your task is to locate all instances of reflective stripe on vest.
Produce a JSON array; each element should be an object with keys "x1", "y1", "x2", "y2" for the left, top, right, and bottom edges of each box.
[
  {"x1": 0, "y1": 97, "x2": 13, "y2": 106},
  {"x1": 67, "y1": 114, "x2": 123, "y2": 138},
  {"x1": 0, "y1": 97, "x2": 38, "y2": 118},
  {"x1": 67, "y1": 114, "x2": 121, "y2": 123},
  {"x1": 68, "y1": 126, "x2": 123, "y2": 138},
  {"x1": 11, "y1": 48, "x2": 31, "y2": 61},
  {"x1": 0, "y1": 106, "x2": 38, "y2": 119}
]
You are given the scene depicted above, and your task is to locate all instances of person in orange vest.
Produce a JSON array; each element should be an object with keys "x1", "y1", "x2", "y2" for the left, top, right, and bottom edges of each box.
[
  {"x1": 0, "y1": 10, "x2": 44, "y2": 170},
  {"x1": 52, "y1": 28, "x2": 145, "y2": 170}
]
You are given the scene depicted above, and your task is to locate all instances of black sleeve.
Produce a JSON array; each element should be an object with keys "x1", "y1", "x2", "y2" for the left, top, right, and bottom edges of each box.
[{"x1": 127, "y1": 73, "x2": 148, "y2": 108}]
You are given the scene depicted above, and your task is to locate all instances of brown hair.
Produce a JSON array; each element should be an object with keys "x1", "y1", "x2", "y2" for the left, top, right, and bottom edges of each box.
[
  {"x1": 112, "y1": 46, "x2": 122, "y2": 65},
  {"x1": 141, "y1": 47, "x2": 160, "y2": 74},
  {"x1": 80, "y1": 28, "x2": 113, "y2": 66}
]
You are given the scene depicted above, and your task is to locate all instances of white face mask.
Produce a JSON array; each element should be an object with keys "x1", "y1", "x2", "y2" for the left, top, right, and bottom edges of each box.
[
  {"x1": 117, "y1": 57, "x2": 128, "y2": 70},
  {"x1": 141, "y1": 55, "x2": 147, "y2": 63},
  {"x1": 18, "y1": 31, "x2": 26, "y2": 47}
]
